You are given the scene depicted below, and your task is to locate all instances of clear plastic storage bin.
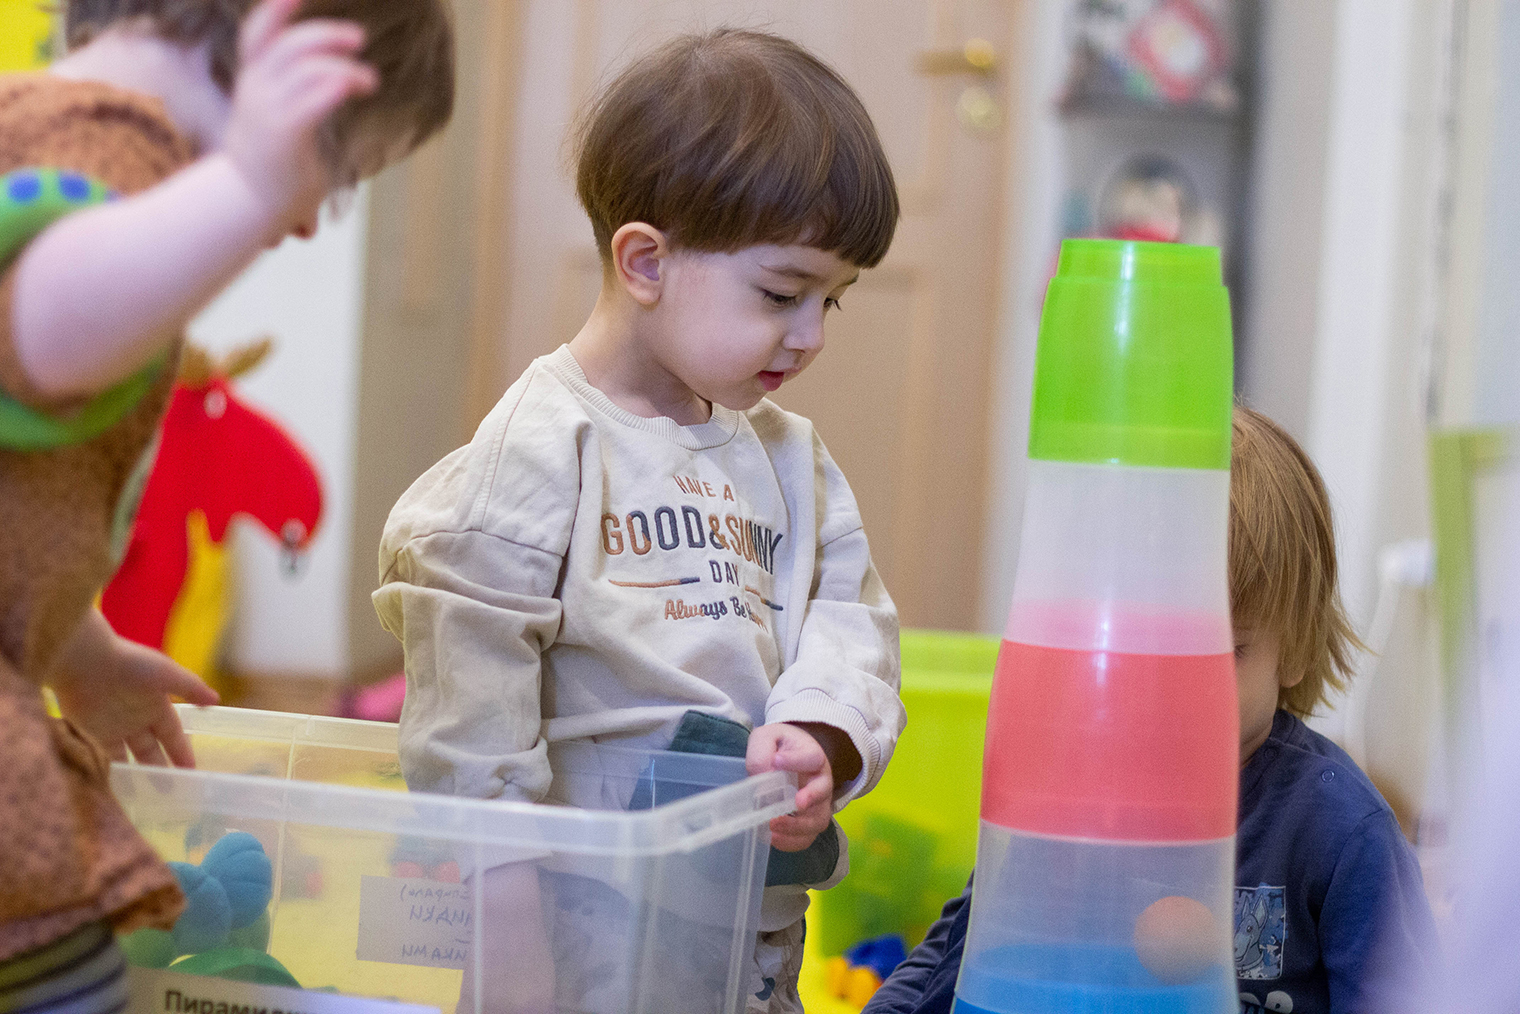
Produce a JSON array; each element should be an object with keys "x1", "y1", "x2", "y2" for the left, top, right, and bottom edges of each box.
[{"x1": 111, "y1": 706, "x2": 791, "y2": 1014}]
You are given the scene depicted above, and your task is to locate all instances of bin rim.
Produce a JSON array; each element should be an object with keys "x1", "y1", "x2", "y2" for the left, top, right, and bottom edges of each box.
[{"x1": 118, "y1": 708, "x2": 793, "y2": 857}]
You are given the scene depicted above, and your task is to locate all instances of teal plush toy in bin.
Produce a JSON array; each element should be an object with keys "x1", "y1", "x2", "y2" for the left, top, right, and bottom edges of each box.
[
  {"x1": 813, "y1": 630, "x2": 998, "y2": 956},
  {"x1": 120, "y1": 831, "x2": 299, "y2": 988}
]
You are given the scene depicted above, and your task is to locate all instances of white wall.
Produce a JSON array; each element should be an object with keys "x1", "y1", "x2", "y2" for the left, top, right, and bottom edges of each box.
[
  {"x1": 1303, "y1": 0, "x2": 1418, "y2": 630},
  {"x1": 1469, "y1": 1, "x2": 1520, "y2": 427},
  {"x1": 1239, "y1": 0, "x2": 1337, "y2": 442},
  {"x1": 187, "y1": 187, "x2": 370, "y2": 677},
  {"x1": 1288, "y1": 0, "x2": 1465, "y2": 764},
  {"x1": 979, "y1": 0, "x2": 1068, "y2": 633}
]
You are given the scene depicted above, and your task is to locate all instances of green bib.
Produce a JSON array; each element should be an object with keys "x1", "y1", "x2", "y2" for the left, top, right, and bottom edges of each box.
[{"x1": 0, "y1": 167, "x2": 164, "y2": 450}]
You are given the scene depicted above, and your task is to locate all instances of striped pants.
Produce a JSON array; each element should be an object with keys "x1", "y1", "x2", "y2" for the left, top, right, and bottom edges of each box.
[{"x1": 0, "y1": 924, "x2": 126, "y2": 1014}]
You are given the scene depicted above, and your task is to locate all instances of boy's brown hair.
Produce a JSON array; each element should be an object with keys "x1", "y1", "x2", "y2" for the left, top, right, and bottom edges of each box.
[
  {"x1": 1229, "y1": 405, "x2": 1365, "y2": 716},
  {"x1": 572, "y1": 28, "x2": 899, "y2": 269},
  {"x1": 65, "y1": 0, "x2": 454, "y2": 181}
]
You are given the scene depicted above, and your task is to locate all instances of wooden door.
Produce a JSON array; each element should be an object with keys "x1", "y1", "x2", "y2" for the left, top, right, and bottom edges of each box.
[{"x1": 474, "y1": 0, "x2": 1013, "y2": 630}]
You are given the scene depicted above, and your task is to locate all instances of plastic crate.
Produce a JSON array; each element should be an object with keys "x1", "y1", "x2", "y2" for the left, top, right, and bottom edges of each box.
[
  {"x1": 112, "y1": 706, "x2": 791, "y2": 1014},
  {"x1": 811, "y1": 630, "x2": 996, "y2": 956}
]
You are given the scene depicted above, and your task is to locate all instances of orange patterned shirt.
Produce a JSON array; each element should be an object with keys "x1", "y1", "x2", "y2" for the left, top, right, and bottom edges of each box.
[{"x1": 0, "y1": 73, "x2": 190, "y2": 960}]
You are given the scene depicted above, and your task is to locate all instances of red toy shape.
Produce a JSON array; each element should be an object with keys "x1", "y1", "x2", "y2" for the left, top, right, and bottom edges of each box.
[{"x1": 102, "y1": 342, "x2": 322, "y2": 669}]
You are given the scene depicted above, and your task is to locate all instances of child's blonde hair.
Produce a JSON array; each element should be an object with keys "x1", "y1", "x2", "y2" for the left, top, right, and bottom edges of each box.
[{"x1": 1229, "y1": 406, "x2": 1365, "y2": 716}]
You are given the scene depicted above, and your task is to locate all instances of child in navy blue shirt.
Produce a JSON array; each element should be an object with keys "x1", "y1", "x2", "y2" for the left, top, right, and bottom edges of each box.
[{"x1": 865, "y1": 407, "x2": 1436, "y2": 1014}]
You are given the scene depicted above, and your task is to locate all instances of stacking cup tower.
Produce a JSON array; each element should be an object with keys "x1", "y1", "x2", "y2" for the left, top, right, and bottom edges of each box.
[{"x1": 953, "y1": 240, "x2": 1239, "y2": 1014}]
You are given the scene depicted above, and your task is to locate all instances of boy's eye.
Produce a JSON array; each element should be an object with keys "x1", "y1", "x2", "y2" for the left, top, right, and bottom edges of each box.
[
  {"x1": 1234, "y1": 643, "x2": 1250, "y2": 660},
  {"x1": 825, "y1": 297, "x2": 842, "y2": 312},
  {"x1": 762, "y1": 290, "x2": 799, "y2": 307}
]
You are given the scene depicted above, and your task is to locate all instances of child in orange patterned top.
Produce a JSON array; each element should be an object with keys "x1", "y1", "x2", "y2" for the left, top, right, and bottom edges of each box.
[{"x1": 0, "y1": 0, "x2": 452, "y2": 1008}]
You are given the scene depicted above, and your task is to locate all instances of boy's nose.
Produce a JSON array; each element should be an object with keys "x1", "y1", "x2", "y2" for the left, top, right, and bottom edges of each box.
[{"x1": 787, "y1": 315, "x2": 826, "y2": 354}]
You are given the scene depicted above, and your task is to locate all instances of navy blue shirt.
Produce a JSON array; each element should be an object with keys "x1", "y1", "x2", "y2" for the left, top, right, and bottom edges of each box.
[{"x1": 862, "y1": 711, "x2": 1435, "y2": 1014}]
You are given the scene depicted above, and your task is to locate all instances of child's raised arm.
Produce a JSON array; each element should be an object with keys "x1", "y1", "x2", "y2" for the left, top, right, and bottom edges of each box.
[{"x1": 8, "y1": 0, "x2": 375, "y2": 400}]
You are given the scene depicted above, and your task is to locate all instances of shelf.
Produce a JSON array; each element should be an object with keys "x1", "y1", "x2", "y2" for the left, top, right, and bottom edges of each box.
[{"x1": 1058, "y1": 92, "x2": 1242, "y2": 124}]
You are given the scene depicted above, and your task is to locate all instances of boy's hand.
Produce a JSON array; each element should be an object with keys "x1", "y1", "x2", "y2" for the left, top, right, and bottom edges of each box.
[
  {"x1": 747, "y1": 722, "x2": 838, "y2": 852},
  {"x1": 47, "y1": 611, "x2": 218, "y2": 768},
  {"x1": 223, "y1": 0, "x2": 379, "y2": 238}
]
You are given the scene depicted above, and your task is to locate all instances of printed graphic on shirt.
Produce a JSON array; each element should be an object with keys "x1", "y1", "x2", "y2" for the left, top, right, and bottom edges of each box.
[
  {"x1": 599, "y1": 473, "x2": 784, "y2": 629},
  {"x1": 1238, "y1": 989, "x2": 1294, "y2": 1013},
  {"x1": 1234, "y1": 885, "x2": 1286, "y2": 981}
]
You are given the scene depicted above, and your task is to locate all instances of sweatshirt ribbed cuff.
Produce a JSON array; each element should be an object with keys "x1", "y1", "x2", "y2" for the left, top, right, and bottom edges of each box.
[{"x1": 765, "y1": 688, "x2": 878, "y2": 808}]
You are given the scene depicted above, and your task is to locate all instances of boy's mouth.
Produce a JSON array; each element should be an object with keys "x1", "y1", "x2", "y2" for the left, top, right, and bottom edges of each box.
[{"x1": 758, "y1": 370, "x2": 787, "y2": 391}]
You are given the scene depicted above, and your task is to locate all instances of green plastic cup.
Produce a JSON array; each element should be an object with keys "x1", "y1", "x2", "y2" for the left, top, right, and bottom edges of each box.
[{"x1": 1028, "y1": 239, "x2": 1234, "y2": 471}]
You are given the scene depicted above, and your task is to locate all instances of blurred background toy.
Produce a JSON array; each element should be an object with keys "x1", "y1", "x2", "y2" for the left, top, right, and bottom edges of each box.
[
  {"x1": 101, "y1": 340, "x2": 323, "y2": 693},
  {"x1": 824, "y1": 936, "x2": 909, "y2": 1006},
  {"x1": 1096, "y1": 154, "x2": 1192, "y2": 243},
  {"x1": 1063, "y1": 0, "x2": 1237, "y2": 112},
  {"x1": 0, "y1": 0, "x2": 55, "y2": 73},
  {"x1": 340, "y1": 670, "x2": 408, "y2": 722}
]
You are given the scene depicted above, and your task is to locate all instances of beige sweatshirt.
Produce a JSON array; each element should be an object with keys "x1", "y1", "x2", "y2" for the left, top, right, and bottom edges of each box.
[{"x1": 376, "y1": 346, "x2": 904, "y2": 824}]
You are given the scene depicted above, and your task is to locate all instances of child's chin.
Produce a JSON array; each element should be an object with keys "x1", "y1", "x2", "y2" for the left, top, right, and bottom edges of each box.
[{"x1": 712, "y1": 388, "x2": 766, "y2": 411}]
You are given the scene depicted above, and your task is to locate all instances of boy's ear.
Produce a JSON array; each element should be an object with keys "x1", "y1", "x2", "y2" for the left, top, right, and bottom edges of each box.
[
  {"x1": 610, "y1": 223, "x2": 668, "y2": 305},
  {"x1": 1278, "y1": 663, "x2": 1307, "y2": 690}
]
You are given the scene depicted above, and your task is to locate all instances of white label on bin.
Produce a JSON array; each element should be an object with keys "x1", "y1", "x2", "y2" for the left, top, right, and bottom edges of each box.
[
  {"x1": 128, "y1": 966, "x2": 440, "y2": 1013},
  {"x1": 356, "y1": 876, "x2": 472, "y2": 970}
]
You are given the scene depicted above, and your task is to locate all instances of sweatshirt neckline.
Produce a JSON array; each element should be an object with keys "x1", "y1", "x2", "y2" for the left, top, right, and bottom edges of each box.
[{"x1": 544, "y1": 346, "x2": 740, "y2": 450}]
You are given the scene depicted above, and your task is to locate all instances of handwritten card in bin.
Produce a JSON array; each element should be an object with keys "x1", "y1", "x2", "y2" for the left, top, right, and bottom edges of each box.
[{"x1": 357, "y1": 877, "x2": 472, "y2": 969}]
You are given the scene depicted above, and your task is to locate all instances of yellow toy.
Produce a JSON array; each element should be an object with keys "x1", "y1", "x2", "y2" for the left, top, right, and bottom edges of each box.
[{"x1": 0, "y1": 0, "x2": 55, "y2": 72}]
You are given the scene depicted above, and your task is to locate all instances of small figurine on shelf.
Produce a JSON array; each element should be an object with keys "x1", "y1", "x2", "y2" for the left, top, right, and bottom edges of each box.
[
  {"x1": 1095, "y1": 154, "x2": 1223, "y2": 249},
  {"x1": 1051, "y1": 155, "x2": 1223, "y2": 284},
  {"x1": 1097, "y1": 154, "x2": 1193, "y2": 243}
]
